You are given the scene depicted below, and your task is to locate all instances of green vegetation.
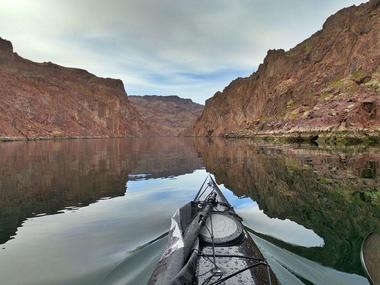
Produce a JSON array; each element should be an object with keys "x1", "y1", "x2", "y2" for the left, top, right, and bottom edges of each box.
[
  {"x1": 351, "y1": 69, "x2": 368, "y2": 81},
  {"x1": 286, "y1": 99, "x2": 294, "y2": 108},
  {"x1": 229, "y1": 131, "x2": 380, "y2": 147},
  {"x1": 286, "y1": 109, "x2": 299, "y2": 120},
  {"x1": 318, "y1": 132, "x2": 380, "y2": 146},
  {"x1": 365, "y1": 79, "x2": 380, "y2": 92},
  {"x1": 329, "y1": 77, "x2": 358, "y2": 93},
  {"x1": 303, "y1": 41, "x2": 313, "y2": 54},
  {"x1": 364, "y1": 70, "x2": 380, "y2": 92},
  {"x1": 320, "y1": 92, "x2": 333, "y2": 101}
]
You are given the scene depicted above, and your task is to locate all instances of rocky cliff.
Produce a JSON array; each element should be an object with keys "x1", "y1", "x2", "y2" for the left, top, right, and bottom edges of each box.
[
  {"x1": 0, "y1": 37, "x2": 150, "y2": 140},
  {"x1": 129, "y1": 95, "x2": 203, "y2": 136},
  {"x1": 194, "y1": 0, "x2": 380, "y2": 142}
]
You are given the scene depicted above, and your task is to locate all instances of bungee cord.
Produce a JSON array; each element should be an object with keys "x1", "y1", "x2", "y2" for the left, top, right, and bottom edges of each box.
[{"x1": 196, "y1": 182, "x2": 273, "y2": 285}]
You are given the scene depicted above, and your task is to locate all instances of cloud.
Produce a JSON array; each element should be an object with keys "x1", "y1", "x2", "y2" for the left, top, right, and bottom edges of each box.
[{"x1": 0, "y1": 0, "x2": 368, "y2": 103}]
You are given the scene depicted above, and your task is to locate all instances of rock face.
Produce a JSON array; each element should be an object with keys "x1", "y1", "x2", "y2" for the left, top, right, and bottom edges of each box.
[
  {"x1": 129, "y1": 95, "x2": 203, "y2": 136},
  {"x1": 194, "y1": 0, "x2": 380, "y2": 140},
  {"x1": 0, "y1": 37, "x2": 150, "y2": 140}
]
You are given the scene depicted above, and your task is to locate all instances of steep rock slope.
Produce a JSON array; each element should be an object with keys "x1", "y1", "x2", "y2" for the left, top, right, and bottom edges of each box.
[
  {"x1": 0, "y1": 37, "x2": 150, "y2": 140},
  {"x1": 194, "y1": 0, "x2": 380, "y2": 140},
  {"x1": 129, "y1": 95, "x2": 203, "y2": 136}
]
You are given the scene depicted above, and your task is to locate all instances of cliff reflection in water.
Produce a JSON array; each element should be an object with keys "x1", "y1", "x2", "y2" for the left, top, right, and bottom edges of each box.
[
  {"x1": 1, "y1": 137, "x2": 379, "y2": 285},
  {"x1": 195, "y1": 138, "x2": 380, "y2": 277},
  {"x1": 0, "y1": 138, "x2": 202, "y2": 244}
]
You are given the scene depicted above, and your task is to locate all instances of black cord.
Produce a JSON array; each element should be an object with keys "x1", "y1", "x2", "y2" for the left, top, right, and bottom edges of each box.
[
  {"x1": 197, "y1": 265, "x2": 214, "y2": 278},
  {"x1": 208, "y1": 261, "x2": 268, "y2": 285},
  {"x1": 203, "y1": 220, "x2": 218, "y2": 269},
  {"x1": 200, "y1": 203, "x2": 226, "y2": 285},
  {"x1": 194, "y1": 177, "x2": 209, "y2": 201},
  {"x1": 194, "y1": 185, "x2": 273, "y2": 285},
  {"x1": 209, "y1": 213, "x2": 217, "y2": 269},
  {"x1": 198, "y1": 253, "x2": 265, "y2": 262},
  {"x1": 196, "y1": 184, "x2": 210, "y2": 202},
  {"x1": 201, "y1": 275, "x2": 214, "y2": 285}
]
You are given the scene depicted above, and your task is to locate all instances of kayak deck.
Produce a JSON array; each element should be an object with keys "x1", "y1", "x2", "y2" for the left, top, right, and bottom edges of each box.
[
  {"x1": 195, "y1": 180, "x2": 277, "y2": 285},
  {"x1": 148, "y1": 176, "x2": 278, "y2": 285},
  {"x1": 197, "y1": 235, "x2": 274, "y2": 285}
]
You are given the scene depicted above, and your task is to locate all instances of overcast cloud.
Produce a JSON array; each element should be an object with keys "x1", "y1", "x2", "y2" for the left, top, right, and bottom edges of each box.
[{"x1": 0, "y1": 0, "x2": 367, "y2": 103}]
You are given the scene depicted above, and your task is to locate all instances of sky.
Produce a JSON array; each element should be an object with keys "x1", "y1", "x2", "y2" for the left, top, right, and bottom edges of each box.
[{"x1": 0, "y1": 0, "x2": 368, "y2": 104}]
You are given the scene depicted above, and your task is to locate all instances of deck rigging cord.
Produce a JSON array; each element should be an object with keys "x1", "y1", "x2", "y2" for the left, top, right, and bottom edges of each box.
[
  {"x1": 196, "y1": 179, "x2": 273, "y2": 285},
  {"x1": 194, "y1": 178, "x2": 212, "y2": 201}
]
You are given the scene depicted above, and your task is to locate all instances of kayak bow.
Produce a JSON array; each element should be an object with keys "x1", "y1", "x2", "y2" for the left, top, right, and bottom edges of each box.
[{"x1": 148, "y1": 176, "x2": 279, "y2": 285}]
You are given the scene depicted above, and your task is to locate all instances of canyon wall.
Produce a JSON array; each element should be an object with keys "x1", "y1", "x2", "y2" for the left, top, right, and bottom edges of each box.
[
  {"x1": 129, "y1": 95, "x2": 203, "y2": 136},
  {"x1": 0, "y1": 37, "x2": 150, "y2": 140},
  {"x1": 194, "y1": 0, "x2": 380, "y2": 141}
]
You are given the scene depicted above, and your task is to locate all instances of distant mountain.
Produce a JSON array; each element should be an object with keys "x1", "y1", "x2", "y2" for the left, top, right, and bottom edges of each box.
[
  {"x1": 194, "y1": 0, "x2": 380, "y2": 143},
  {"x1": 129, "y1": 95, "x2": 203, "y2": 136},
  {"x1": 0, "y1": 37, "x2": 150, "y2": 140}
]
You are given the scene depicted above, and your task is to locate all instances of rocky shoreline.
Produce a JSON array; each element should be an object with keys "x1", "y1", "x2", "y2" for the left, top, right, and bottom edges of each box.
[
  {"x1": 223, "y1": 130, "x2": 380, "y2": 145},
  {"x1": 0, "y1": 135, "x2": 138, "y2": 142}
]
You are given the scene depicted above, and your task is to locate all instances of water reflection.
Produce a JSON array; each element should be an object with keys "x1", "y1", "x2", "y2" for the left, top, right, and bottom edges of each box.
[
  {"x1": 0, "y1": 138, "x2": 378, "y2": 285},
  {"x1": 238, "y1": 200, "x2": 324, "y2": 247},
  {"x1": 0, "y1": 138, "x2": 202, "y2": 244},
  {"x1": 194, "y1": 138, "x2": 380, "y2": 278}
]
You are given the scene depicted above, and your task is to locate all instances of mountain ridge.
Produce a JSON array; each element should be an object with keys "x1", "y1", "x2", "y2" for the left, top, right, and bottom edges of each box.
[
  {"x1": 193, "y1": 0, "x2": 380, "y2": 143},
  {"x1": 129, "y1": 95, "x2": 203, "y2": 136},
  {"x1": 0, "y1": 37, "x2": 152, "y2": 140}
]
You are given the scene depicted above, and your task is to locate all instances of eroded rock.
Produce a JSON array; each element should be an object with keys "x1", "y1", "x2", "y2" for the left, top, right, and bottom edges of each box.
[
  {"x1": 193, "y1": 0, "x2": 380, "y2": 139},
  {"x1": 0, "y1": 37, "x2": 151, "y2": 139}
]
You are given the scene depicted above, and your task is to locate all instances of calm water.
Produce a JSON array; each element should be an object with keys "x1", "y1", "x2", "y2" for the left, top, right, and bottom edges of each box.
[{"x1": 0, "y1": 138, "x2": 379, "y2": 285}]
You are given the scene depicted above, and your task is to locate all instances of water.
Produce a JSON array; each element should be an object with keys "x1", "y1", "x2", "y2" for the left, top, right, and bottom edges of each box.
[{"x1": 0, "y1": 138, "x2": 379, "y2": 285}]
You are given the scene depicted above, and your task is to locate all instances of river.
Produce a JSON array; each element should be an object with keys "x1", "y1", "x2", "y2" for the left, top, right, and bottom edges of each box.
[{"x1": 0, "y1": 138, "x2": 378, "y2": 285}]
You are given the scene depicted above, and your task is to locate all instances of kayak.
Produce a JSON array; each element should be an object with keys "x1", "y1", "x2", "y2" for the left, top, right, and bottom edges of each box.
[
  {"x1": 148, "y1": 176, "x2": 279, "y2": 285},
  {"x1": 361, "y1": 232, "x2": 380, "y2": 285}
]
